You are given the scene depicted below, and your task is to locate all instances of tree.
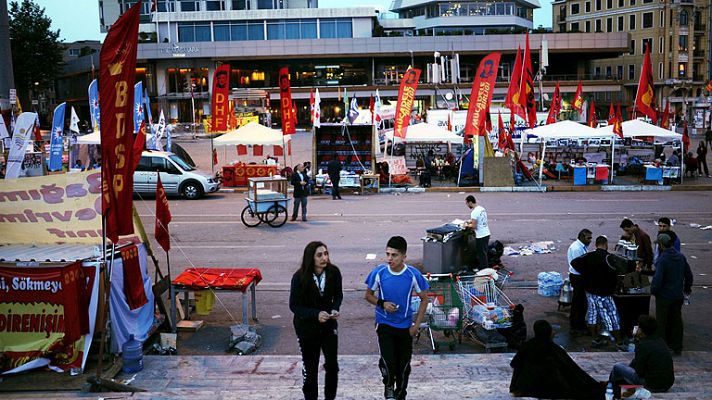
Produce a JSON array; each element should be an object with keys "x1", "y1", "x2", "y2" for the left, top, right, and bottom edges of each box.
[{"x1": 8, "y1": 0, "x2": 64, "y2": 107}]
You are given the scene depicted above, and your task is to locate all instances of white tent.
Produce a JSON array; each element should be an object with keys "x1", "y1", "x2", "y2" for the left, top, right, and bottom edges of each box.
[
  {"x1": 596, "y1": 119, "x2": 682, "y2": 139},
  {"x1": 76, "y1": 130, "x2": 154, "y2": 145},
  {"x1": 213, "y1": 122, "x2": 290, "y2": 146},
  {"x1": 384, "y1": 122, "x2": 464, "y2": 144},
  {"x1": 526, "y1": 120, "x2": 611, "y2": 139}
]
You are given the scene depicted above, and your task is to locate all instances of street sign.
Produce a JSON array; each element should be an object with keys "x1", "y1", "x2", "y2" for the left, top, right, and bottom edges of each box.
[{"x1": 9, "y1": 89, "x2": 16, "y2": 105}]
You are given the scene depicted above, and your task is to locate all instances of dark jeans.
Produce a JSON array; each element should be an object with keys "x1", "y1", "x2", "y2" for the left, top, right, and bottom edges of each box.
[
  {"x1": 655, "y1": 297, "x2": 684, "y2": 352},
  {"x1": 609, "y1": 362, "x2": 645, "y2": 396},
  {"x1": 699, "y1": 157, "x2": 709, "y2": 176},
  {"x1": 377, "y1": 324, "x2": 413, "y2": 400},
  {"x1": 292, "y1": 196, "x2": 308, "y2": 220},
  {"x1": 569, "y1": 273, "x2": 588, "y2": 331},
  {"x1": 298, "y1": 332, "x2": 339, "y2": 400},
  {"x1": 330, "y1": 177, "x2": 341, "y2": 199},
  {"x1": 475, "y1": 235, "x2": 490, "y2": 269}
]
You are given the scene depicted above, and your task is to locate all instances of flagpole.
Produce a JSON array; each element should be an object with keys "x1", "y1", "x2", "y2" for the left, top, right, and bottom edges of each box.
[
  {"x1": 538, "y1": 141, "x2": 546, "y2": 185},
  {"x1": 166, "y1": 249, "x2": 176, "y2": 333},
  {"x1": 610, "y1": 136, "x2": 615, "y2": 184}
]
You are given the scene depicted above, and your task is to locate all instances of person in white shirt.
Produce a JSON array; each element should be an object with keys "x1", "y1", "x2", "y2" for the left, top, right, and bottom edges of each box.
[
  {"x1": 567, "y1": 229, "x2": 592, "y2": 335},
  {"x1": 465, "y1": 195, "x2": 491, "y2": 270}
]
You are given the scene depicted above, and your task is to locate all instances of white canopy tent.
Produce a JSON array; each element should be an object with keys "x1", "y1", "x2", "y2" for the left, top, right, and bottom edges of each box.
[
  {"x1": 384, "y1": 122, "x2": 464, "y2": 144},
  {"x1": 213, "y1": 122, "x2": 290, "y2": 146},
  {"x1": 76, "y1": 130, "x2": 154, "y2": 145}
]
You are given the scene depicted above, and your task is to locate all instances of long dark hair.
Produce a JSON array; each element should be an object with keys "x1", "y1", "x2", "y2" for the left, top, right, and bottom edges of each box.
[{"x1": 297, "y1": 241, "x2": 334, "y2": 285}]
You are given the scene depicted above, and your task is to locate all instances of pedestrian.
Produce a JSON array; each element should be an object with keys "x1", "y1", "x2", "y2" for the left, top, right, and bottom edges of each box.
[
  {"x1": 620, "y1": 218, "x2": 653, "y2": 272},
  {"x1": 465, "y1": 195, "x2": 490, "y2": 270},
  {"x1": 650, "y1": 233, "x2": 693, "y2": 355},
  {"x1": 291, "y1": 163, "x2": 309, "y2": 222},
  {"x1": 327, "y1": 153, "x2": 342, "y2": 200},
  {"x1": 567, "y1": 229, "x2": 592, "y2": 335},
  {"x1": 364, "y1": 236, "x2": 429, "y2": 400},
  {"x1": 697, "y1": 141, "x2": 709, "y2": 177},
  {"x1": 571, "y1": 236, "x2": 625, "y2": 350},
  {"x1": 653, "y1": 217, "x2": 681, "y2": 264},
  {"x1": 510, "y1": 320, "x2": 605, "y2": 399},
  {"x1": 608, "y1": 315, "x2": 673, "y2": 396},
  {"x1": 289, "y1": 241, "x2": 343, "y2": 400},
  {"x1": 705, "y1": 128, "x2": 712, "y2": 149}
]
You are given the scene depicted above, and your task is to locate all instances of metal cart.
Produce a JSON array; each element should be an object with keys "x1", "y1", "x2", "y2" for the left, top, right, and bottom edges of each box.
[
  {"x1": 240, "y1": 177, "x2": 290, "y2": 228},
  {"x1": 415, "y1": 273, "x2": 463, "y2": 353}
]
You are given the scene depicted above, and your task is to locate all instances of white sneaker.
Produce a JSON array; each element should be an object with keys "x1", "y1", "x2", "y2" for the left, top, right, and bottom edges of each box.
[{"x1": 629, "y1": 387, "x2": 651, "y2": 399}]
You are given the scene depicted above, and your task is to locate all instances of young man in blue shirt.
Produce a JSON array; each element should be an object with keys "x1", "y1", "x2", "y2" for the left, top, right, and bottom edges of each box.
[{"x1": 365, "y1": 236, "x2": 429, "y2": 400}]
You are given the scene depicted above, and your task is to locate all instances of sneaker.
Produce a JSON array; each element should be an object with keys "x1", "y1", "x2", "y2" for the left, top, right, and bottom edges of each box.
[
  {"x1": 384, "y1": 385, "x2": 396, "y2": 400},
  {"x1": 625, "y1": 387, "x2": 651, "y2": 399}
]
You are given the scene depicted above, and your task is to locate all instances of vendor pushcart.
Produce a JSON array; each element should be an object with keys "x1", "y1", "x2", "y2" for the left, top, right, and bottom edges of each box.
[{"x1": 241, "y1": 176, "x2": 290, "y2": 228}]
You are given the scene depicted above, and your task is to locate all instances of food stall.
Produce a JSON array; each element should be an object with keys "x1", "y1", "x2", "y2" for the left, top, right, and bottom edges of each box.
[
  {"x1": 313, "y1": 123, "x2": 375, "y2": 193},
  {"x1": 382, "y1": 122, "x2": 464, "y2": 175},
  {"x1": 213, "y1": 122, "x2": 290, "y2": 187},
  {"x1": 610, "y1": 240, "x2": 651, "y2": 336}
]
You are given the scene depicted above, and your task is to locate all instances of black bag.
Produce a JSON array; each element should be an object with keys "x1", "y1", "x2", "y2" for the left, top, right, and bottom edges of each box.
[
  {"x1": 419, "y1": 171, "x2": 431, "y2": 187},
  {"x1": 487, "y1": 240, "x2": 505, "y2": 267},
  {"x1": 497, "y1": 303, "x2": 526, "y2": 349}
]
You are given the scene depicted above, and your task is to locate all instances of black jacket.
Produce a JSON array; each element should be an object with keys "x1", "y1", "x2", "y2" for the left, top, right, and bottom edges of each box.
[
  {"x1": 327, "y1": 159, "x2": 342, "y2": 181},
  {"x1": 571, "y1": 248, "x2": 618, "y2": 296},
  {"x1": 289, "y1": 266, "x2": 343, "y2": 339},
  {"x1": 290, "y1": 171, "x2": 309, "y2": 198},
  {"x1": 510, "y1": 337, "x2": 604, "y2": 399},
  {"x1": 630, "y1": 335, "x2": 675, "y2": 392}
]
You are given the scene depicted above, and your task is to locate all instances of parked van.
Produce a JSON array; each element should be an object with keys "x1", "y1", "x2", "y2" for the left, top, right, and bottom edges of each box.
[{"x1": 133, "y1": 151, "x2": 220, "y2": 199}]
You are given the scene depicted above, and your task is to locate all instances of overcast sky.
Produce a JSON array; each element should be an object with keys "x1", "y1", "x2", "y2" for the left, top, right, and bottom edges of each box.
[{"x1": 32, "y1": 0, "x2": 553, "y2": 43}]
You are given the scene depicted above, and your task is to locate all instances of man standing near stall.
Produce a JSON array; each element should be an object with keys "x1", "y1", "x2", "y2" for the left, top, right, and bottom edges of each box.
[
  {"x1": 567, "y1": 229, "x2": 592, "y2": 335},
  {"x1": 620, "y1": 218, "x2": 654, "y2": 272},
  {"x1": 465, "y1": 195, "x2": 490, "y2": 270},
  {"x1": 327, "y1": 153, "x2": 342, "y2": 200},
  {"x1": 654, "y1": 217, "x2": 681, "y2": 264}
]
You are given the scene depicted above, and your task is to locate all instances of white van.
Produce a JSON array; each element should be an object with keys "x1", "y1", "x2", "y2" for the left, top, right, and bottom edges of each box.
[{"x1": 133, "y1": 150, "x2": 220, "y2": 199}]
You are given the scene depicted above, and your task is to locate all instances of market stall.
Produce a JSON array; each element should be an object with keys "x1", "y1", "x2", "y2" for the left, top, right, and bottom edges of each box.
[
  {"x1": 214, "y1": 122, "x2": 291, "y2": 187},
  {"x1": 383, "y1": 122, "x2": 463, "y2": 172},
  {"x1": 313, "y1": 123, "x2": 375, "y2": 193}
]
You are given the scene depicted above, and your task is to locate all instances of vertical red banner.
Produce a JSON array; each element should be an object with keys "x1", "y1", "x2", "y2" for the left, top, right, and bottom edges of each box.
[
  {"x1": 464, "y1": 52, "x2": 501, "y2": 139},
  {"x1": 100, "y1": 0, "x2": 140, "y2": 243},
  {"x1": 279, "y1": 67, "x2": 295, "y2": 135},
  {"x1": 393, "y1": 67, "x2": 421, "y2": 138},
  {"x1": 211, "y1": 64, "x2": 231, "y2": 132}
]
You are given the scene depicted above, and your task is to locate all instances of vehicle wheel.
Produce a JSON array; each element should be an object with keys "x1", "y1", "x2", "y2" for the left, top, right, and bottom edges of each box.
[
  {"x1": 240, "y1": 206, "x2": 261, "y2": 227},
  {"x1": 181, "y1": 181, "x2": 203, "y2": 199},
  {"x1": 266, "y1": 205, "x2": 288, "y2": 228}
]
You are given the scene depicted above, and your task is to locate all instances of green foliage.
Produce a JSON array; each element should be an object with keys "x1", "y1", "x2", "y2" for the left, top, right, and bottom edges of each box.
[{"x1": 8, "y1": 0, "x2": 64, "y2": 102}]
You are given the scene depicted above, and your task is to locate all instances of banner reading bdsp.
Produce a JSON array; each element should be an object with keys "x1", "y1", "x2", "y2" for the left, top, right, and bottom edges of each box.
[{"x1": 0, "y1": 171, "x2": 103, "y2": 244}]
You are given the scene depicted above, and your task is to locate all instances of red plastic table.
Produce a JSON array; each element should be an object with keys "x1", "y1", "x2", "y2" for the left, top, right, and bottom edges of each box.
[{"x1": 171, "y1": 268, "x2": 262, "y2": 331}]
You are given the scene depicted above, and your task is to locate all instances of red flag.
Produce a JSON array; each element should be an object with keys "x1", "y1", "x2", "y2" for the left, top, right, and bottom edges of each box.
[
  {"x1": 497, "y1": 112, "x2": 507, "y2": 149},
  {"x1": 572, "y1": 81, "x2": 584, "y2": 114},
  {"x1": 155, "y1": 173, "x2": 172, "y2": 252},
  {"x1": 660, "y1": 102, "x2": 670, "y2": 129},
  {"x1": 236, "y1": 144, "x2": 247, "y2": 156},
  {"x1": 273, "y1": 145, "x2": 283, "y2": 156},
  {"x1": 505, "y1": 46, "x2": 525, "y2": 119},
  {"x1": 131, "y1": 121, "x2": 146, "y2": 173},
  {"x1": 278, "y1": 67, "x2": 295, "y2": 134},
  {"x1": 706, "y1": 79, "x2": 712, "y2": 92},
  {"x1": 287, "y1": 140, "x2": 292, "y2": 156},
  {"x1": 635, "y1": 44, "x2": 657, "y2": 124},
  {"x1": 546, "y1": 82, "x2": 561, "y2": 125},
  {"x1": 292, "y1": 100, "x2": 298, "y2": 126},
  {"x1": 614, "y1": 102, "x2": 624, "y2": 139},
  {"x1": 519, "y1": 33, "x2": 537, "y2": 128},
  {"x1": 212, "y1": 148, "x2": 218, "y2": 166},
  {"x1": 607, "y1": 101, "x2": 616, "y2": 125},
  {"x1": 394, "y1": 67, "x2": 421, "y2": 138},
  {"x1": 34, "y1": 124, "x2": 42, "y2": 142},
  {"x1": 509, "y1": 112, "x2": 516, "y2": 133},
  {"x1": 587, "y1": 99, "x2": 597, "y2": 128},
  {"x1": 309, "y1": 89, "x2": 314, "y2": 123},
  {"x1": 253, "y1": 144, "x2": 263, "y2": 156},
  {"x1": 369, "y1": 94, "x2": 375, "y2": 124},
  {"x1": 265, "y1": 91, "x2": 271, "y2": 110},
  {"x1": 120, "y1": 245, "x2": 148, "y2": 310},
  {"x1": 100, "y1": 0, "x2": 140, "y2": 243},
  {"x1": 485, "y1": 112, "x2": 493, "y2": 133},
  {"x1": 682, "y1": 121, "x2": 690, "y2": 149},
  {"x1": 464, "y1": 52, "x2": 501, "y2": 140},
  {"x1": 211, "y1": 63, "x2": 231, "y2": 132}
]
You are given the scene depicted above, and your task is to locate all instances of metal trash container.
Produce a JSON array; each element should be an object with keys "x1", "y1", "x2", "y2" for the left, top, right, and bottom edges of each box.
[{"x1": 422, "y1": 224, "x2": 466, "y2": 274}]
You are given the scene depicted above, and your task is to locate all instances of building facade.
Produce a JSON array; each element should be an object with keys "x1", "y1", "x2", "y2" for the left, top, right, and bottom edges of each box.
[{"x1": 553, "y1": 0, "x2": 712, "y2": 131}]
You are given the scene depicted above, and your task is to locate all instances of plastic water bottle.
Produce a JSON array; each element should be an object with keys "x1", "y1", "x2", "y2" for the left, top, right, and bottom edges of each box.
[
  {"x1": 122, "y1": 334, "x2": 144, "y2": 373},
  {"x1": 605, "y1": 383, "x2": 614, "y2": 400}
]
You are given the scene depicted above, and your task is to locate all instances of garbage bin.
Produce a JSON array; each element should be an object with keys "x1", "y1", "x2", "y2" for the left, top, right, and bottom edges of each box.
[{"x1": 422, "y1": 224, "x2": 467, "y2": 274}]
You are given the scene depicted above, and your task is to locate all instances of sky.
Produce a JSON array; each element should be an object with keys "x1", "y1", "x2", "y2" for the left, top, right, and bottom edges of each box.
[{"x1": 32, "y1": 0, "x2": 553, "y2": 43}]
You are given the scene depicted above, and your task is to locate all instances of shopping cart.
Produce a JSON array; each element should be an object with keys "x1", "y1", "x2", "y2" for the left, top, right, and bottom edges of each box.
[
  {"x1": 457, "y1": 270, "x2": 515, "y2": 352},
  {"x1": 414, "y1": 273, "x2": 463, "y2": 353}
]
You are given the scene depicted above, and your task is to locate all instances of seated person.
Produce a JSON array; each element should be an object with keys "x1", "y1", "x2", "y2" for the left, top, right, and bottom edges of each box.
[
  {"x1": 510, "y1": 320, "x2": 605, "y2": 399},
  {"x1": 527, "y1": 152, "x2": 536, "y2": 165},
  {"x1": 575, "y1": 155, "x2": 588, "y2": 165},
  {"x1": 666, "y1": 150, "x2": 680, "y2": 166},
  {"x1": 608, "y1": 315, "x2": 674, "y2": 396},
  {"x1": 683, "y1": 152, "x2": 698, "y2": 177}
]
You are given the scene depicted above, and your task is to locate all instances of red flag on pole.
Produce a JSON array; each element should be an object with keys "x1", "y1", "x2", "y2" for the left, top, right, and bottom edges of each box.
[
  {"x1": 607, "y1": 101, "x2": 616, "y2": 125},
  {"x1": 546, "y1": 82, "x2": 561, "y2": 125},
  {"x1": 210, "y1": 63, "x2": 231, "y2": 132},
  {"x1": 660, "y1": 101, "x2": 670, "y2": 129},
  {"x1": 369, "y1": 94, "x2": 375, "y2": 124},
  {"x1": 682, "y1": 121, "x2": 690, "y2": 149},
  {"x1": 572, "y1": 81, "x2": 584, "y2": 114},
  {"x1": 464, "y1": 52, "x2": 501, "y2": 141},
  {"x1": 587, "y1": 99, "x2": 597, "y2": 128},
  {"x1": 614, "y1": 102, "x2": 624, "y2": 139},
  {"x1": 394, "y1": 67, "x2": 421, "y2": 138},
  {"x1": 100, "y1": 0, "x2": 140, "y2": 243},
  {"x1": 497, "y1": 112, "x2": 507, "y2": 149},
  {"x1": 309, "y1": 88, "x2": 314, "y2": 124},
  {"x1": 519, "y1": 33, "x2": 537, "y2": 128},
  {"x1": 485, "y1": 112, "x2": 493, "y2": 133},
  {"x1": 505, "y1": 46, "x2": 525, "y2": 120},
  {"x1": 131, "y1": 121, "x2": 146, "y2": 173},
  {"x1": 155, "y1": 173, "x2": 172, "y2": 252},
  {"x1": 635, "y1": 44, "x2": 657, "y2": 124},
  {"x1": 278, "y1": 67, "x2": 295, "y2": 134}
]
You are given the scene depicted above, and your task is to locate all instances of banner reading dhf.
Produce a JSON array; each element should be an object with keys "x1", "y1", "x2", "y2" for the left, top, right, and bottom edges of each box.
[
  {"x1": 394, "y1": 67, "x2": 421, "y2": 139},
  {"x1": 279, "y1": 67, "x2": 295, "y2": 135},
  {"x1": 99, "y1": 0, "x2": 140, "y2": 243},
  {"x1": 211, "y1": 64, "x2": 231, "y2": 132}
]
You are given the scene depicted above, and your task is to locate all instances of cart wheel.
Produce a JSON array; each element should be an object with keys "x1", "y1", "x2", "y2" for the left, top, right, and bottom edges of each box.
[
  {"x1": 240, "y1": 206, "x2": 261, "y2": 227},
  {"x1": 266, "y1": 205, "x2": 288, "y2": 228}
]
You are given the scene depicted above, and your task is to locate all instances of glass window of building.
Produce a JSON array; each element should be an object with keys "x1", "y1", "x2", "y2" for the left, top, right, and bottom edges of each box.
[
  {"x1": 616, "y1": 65, "x2": 623, "y2": 79},
  {"x1": 586, "y1": 20, "x2": 591, "y2": 32},
  {"x1": 643, "y1": 0, "x2": 653, "y2": 3},
  {"x1": 630, "y1": 39, "x2": 635, "y2": 54},
  {"x1": 206, "y1": 1, "x2": 225, "y2": 10},
  {"x1": 595, "y1": 0, "x2": 601, "y2": 10},
  {"x1": 180, "y1": 0, "x2": 200, "y2": 11},
  {"x1": 595, "y1": 19, "x2": 602, "y2": 31},
  {"x1": 594, "y1": 66, "x2": 601, "y2": 78},
  {"x1": 258, "y1": 0, "x2": 273, "y2": 9},
  {"x1": 617, "y1": 0, "x2": 623, "y2": 7},
  {"x1": 571, "y1": 3, "x2": 579, "y2": 14},
  {"x1": 617, "y1": 16, "x2": 623, "y2": 31},
  {"x1": 248, "y1": 22, "x2": 264, "y2": 40},
  {"x1": 606, "y1": 66, "x2": 612, "y2": 78},
  {"x1": 214, "y1": 22, "x2": 230, "y2": 41},
  {"x1": 267, "y1": 20, "x2": 286, "y2": 39},
  {"x1": 658, "y1": 62, "x2": 663, "y2": 79},
  {"x1": 660, "y1": 10, "x2": 664, "y2": 27},
  {"x1": 320, "y1": 18, "x2": 352, "y2": 39},
  {"x1": 629, "y1": 14, "x2": 635, "y2": 30},
  {"x1": 607, "y1": 18, "x2": 612, "y2": 32},
  {"x1": 642, "y1": 38, "x2": 652, "y2": 53},
  {"x1": 157, "y1": 1, "x2": 176, "y2": 12},
  {"x1": 659, "y1": 36, "x2": 664, "y2": 53},
  {"x1": 678, "y1": 35, "x2": 688, "y2": 51},
  {"x1": 166, "y1": 68, "x2": 209, "y2": 94},
  {"x1": 232, "y1": 0, "x2": 249, "y2": 10},
  {"x1": 606, "y1": 0, "x2": 612, "y2": 8},
  {"x1": 571, "y1": 22, "x2": 579, "y2": 31},
  {"x1": 642, "y1": 12, "x2": 653, "y2": 28},
  {"x1": 628, "y1": 64, "x2": 635, "y2": 80},
  {"x1": 585, "y1": 1, "x2": 591, "y2": 12},
  {"x1": 630, "y1": 0, "x2": 635, "y2": 5},
  {"x1": 679, "y1": 11, "x2": 687, "y2": 26},
  {"x1": 677, "y1": 62, "x2": 686, "y2": 77}
]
